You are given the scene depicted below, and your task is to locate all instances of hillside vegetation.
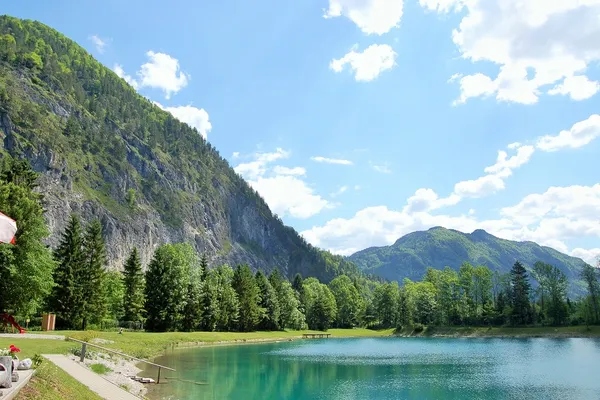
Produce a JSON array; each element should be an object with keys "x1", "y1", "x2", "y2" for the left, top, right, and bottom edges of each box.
[
  {"x1": 0, "y1": 15, "x2": 358, "y2": 282},
  {"x1": 349, "y1": 227, "x2": 588, "y2": 293}
]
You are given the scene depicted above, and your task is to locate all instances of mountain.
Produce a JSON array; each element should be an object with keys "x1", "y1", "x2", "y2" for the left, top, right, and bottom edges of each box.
[
  {"x1": 348, "y1": 227, "x2": 588, "y2": 292},
  {"x1": 0, "y1": 16, "x2": 359, "y2": 281}
]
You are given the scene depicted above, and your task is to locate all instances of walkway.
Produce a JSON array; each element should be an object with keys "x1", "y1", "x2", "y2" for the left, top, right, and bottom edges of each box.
[
  {"x1": 42, "y1": 355, "x2": 140, "y2": 400},
  {"x1": 0, "y1": 333, "x2": 65, "y2": 340}
]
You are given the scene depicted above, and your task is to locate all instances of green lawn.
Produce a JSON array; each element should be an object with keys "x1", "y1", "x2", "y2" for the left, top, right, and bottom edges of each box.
[
  {"x1": 26, "y1": 328, "x2": 394, "y2": 359},
  {"x1": 14, "y1": 360, "x2": 101, "y2": 400}
]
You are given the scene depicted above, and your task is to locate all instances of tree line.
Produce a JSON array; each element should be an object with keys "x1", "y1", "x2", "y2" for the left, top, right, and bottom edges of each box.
[{"x1": 1, "y1": 156, "x2": 600, "y2": 332}]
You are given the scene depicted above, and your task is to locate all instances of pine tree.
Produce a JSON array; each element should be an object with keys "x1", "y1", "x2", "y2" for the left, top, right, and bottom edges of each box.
[
  {"x1": 49, "y1": 214, "x2": 85, "y2": 328},
  {"x1": 122, "y1": 248, "x2": 145, "y2": 325},
  {"x1": 0, "y1": 157, "x2": 55, "y2": 316},
  {"x1": 144, "y1": 244, "x2": 189, "y2": 332},
  {"x1": 199, "y1": 253, "x2": 209, "y2": 280},
  {"x1": 80, "y1": 219, "x2": 107, "y2": 330},
  {"x1": 182, "y1": 268, "x2": 203, "y2": 331},
  {"x1": 510, "y1": 261, "x2": 532, "y2": 325},
  {"x1": 581, "y1": 263, "x2": 600, "y2": 324},
  {"x1": 255, "y1": 271, "x2": 280, "y2": 331},
  {"x1": 232, "y1": 264, "x2": 262, "y2": 332}
]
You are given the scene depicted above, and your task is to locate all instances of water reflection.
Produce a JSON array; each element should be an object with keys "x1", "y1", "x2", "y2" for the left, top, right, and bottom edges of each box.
[{"x1": 143, "y1": 337, "x2": 600, "y2": 400}]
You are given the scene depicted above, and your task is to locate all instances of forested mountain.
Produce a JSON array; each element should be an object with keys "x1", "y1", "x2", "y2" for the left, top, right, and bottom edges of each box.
[
  {"x1": 348, "y1": 227, "x2": 587, "y2": 293},
  {"x1": 0, "y1": 15, "x2": 359, "y2": 281}
]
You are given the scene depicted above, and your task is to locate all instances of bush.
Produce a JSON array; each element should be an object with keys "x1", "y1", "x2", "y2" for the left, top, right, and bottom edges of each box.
[{"x1": 413, "y1": 323, "x2": 425, "y2": 333}]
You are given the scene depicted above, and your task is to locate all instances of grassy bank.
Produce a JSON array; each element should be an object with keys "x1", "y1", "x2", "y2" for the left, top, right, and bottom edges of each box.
[
  {"x1": 5, "y1": 328, "x2": 394, "y2": 360},
  {"x1": 395, "y1": 325, "x2": 600, "y2": 338}
]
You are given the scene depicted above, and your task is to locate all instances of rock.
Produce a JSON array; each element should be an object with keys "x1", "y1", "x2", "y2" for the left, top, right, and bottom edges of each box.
[{"x1": 0, "y1": 357, "x2": 12, "y2": 389}]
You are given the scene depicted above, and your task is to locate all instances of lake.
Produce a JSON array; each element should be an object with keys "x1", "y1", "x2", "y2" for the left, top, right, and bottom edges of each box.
[{"x1": 142, "y1": 337, "x2": 600, "y2": 399}]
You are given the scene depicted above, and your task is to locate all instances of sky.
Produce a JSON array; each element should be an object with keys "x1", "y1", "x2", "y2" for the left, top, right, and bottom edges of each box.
[{"x1": 4, "y1": 0, "x2": 600, "y2": 264}]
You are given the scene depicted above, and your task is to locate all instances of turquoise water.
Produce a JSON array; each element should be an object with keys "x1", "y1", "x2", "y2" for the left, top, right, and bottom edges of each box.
[{"x1": 143, "y1": 337, "x2": 600, "y2": 399}]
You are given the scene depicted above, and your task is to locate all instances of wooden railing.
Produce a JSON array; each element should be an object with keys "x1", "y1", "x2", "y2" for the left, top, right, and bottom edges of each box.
[{"x1": 66, "y1": 337, "x2": 175, "y2": 384}]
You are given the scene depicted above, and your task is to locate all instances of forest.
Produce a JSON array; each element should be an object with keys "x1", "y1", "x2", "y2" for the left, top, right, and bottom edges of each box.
[{"x1": 1, "y1": 157, "x2": 599, "y2": 333}]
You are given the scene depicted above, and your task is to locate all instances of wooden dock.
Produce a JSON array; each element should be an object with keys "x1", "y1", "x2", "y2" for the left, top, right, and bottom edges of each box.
[{"x1": 302, "y1": 333, "x2": 331, "y2": 339}]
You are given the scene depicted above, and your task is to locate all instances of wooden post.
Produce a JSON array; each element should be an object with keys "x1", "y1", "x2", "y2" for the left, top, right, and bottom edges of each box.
[
  {"x1": 80, "y1": 343, "x2": 87, "y2": 363},
  {"x1": 157, "y1": 367, "x2": 161, "y2": 384}
]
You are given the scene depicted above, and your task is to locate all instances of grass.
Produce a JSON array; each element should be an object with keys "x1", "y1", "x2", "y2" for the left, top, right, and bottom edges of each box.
[
  {"x1": 89, "y1": 363, "x2": 112, "y2": 375},
  {"x1": 18, "y1": 328, "x2": 394, "y2": 359},
  {"x1": 14, "y1": 358, "x2": 101, "y2": 400}
]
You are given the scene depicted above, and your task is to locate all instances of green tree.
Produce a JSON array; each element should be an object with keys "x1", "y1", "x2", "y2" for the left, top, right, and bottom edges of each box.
[
  {"x1": 255, "y1": 271, "x2": 280, "y2": 331},
  {"x1": 103, "y1": 270, "x2": 124, "y2": 321},
  {"x1": 213, "y1": 265, "x2": 239, "y2": 331},
  {"x1": 80, "y1": 219, "x2": 108, "y2": 330},
  {"x1": 122, "y1": 248, "x2": 145, "y2": 324},
  {"x1": 48, "y1": 214, "x2": 84, "y2": 328},
  {"x1": 303, "y1": 278, "x2": 337, "y2": 331},
  {"x1": 199, "y1": 253, "x2": 209, "y2": 280},
  {"x1": 0, "y1": 158, "x2": 55, "y2": 316},
  {"x1": 144, "y1": 244, "x2": 190, "y2": 332},
  {"x1": 278, "y1": 280, "x2": 306, "y2": 330},
  {"x1": 404, "y1": 280, "x2": 438, "y2": 325},
  {"x1": 232, "y1": 264, "x2": 262, "y2": 332},
  {"x1": 510, "y1": 261, "x2": 533, "y2": 325},
  {"x1": 329, "y1": 275, "x2": 363, "y2": 328},
  {"x1": 581, "y1": 263, "x2": 600, "y2": 324},
  {"x1": 182, "y1": 267, "x2": 203, "y2": 332},
  {"x1": 533, "y1": 262, "x2": 568, "y2": 326},
  {"x1": 373, "y1": 282, "x2": 399, "y2": 327}
]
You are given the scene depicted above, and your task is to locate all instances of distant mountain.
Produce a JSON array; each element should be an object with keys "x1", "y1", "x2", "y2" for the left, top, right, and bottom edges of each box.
[{"x1": 348, "y1": 227, "x2": 588, "y2": 294}]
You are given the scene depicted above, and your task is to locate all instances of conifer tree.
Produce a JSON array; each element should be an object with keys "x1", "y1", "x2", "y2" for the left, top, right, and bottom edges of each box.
[
  {"x1": 182, "y1": 268, "x2": 203, "y2": 331},
  {"x1": 80, "y1": 219, "x2": 107, "y2": 330},
  {"x1": 0, "y1": 157, "x2": 55, "y2": 316},
  {"x1": 510, "y1": 261, "x2": 532, "y2": 325},
  {"x1": 232, "y1": 264, "x2": 261, "y2": 332},
  {"x1": 255, "y1": 270, "x2": 280, "y2": 331},
  {"x1": 122, "y1": 248, "x2": 145, "y2": 324},
  {"x1": 49, "y1": 214, "x2": 84, "y2": 328}
]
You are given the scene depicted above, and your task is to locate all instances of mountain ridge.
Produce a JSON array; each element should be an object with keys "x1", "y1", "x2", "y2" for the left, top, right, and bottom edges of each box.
[
  {"x1": 348, "y1": 226, "x2": 587, "y2": 292},
  {"x1": 0, "y1": 15, "x2": 358, "y2": 282}
]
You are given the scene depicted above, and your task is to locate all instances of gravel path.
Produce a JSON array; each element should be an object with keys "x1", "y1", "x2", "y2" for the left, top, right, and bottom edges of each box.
[{"x1": 0, "y1": 333, "x2": 65, "y2": 340}]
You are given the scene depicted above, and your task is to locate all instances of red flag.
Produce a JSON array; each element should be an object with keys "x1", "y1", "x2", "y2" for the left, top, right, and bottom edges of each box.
[{"x1": 0, "y1": 212, "x2": 17, "y2": 245}]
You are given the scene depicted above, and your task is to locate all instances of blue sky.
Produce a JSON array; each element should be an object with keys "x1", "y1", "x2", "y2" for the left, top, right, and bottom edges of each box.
[{"x1": 5, "y1": 0, "x2": 600, "y2": 263}]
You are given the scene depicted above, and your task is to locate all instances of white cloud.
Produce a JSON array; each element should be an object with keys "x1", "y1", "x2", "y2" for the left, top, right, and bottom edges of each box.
[
  {"x1": 570, "y1": 248, "x2": 600, "y2": 265},
  {"x1": 536, "y1": 114, "x2": 600, "y2": 152},
  {"x1": 310, "y1": 156, "x2": 353, "y2": 165},
  {"x1": 404, "y1": 189, "x2": 461, "y2": 213},
  {"x1": 154, "y1": 103, "x2": 212, "y2": 139},
  {"x1": 324, "y1": 0, "x2": 404, "y2": 35},
  {"x1": 232, "y1": 152, "x2": 240, "y2": 159},
  {"x1": 371, "y1": 163, "x2": 391, "y2": 174},
  {"x1": 234, "y1": 148, "x2": 289, "y2": 180},
  {"x1": 137, "y1": 51, "x2": 189, "y2": 99},
  {"x1": 273, "y1": 166, "x2": 306, "y2": 176},
  {"x1": 234, "y1": 149, "x2": 329, "y2": 219},
  {"x1": 330, "y1": 44, "x2": 397, "y2": 82},
  {"x1": 331, "y1": 186, "x2": 349, "y2": 198},
  {"x1": 113, "y1": 64, "x2": 139, "y2": 90},
  {"x1": 354, "y1": 185, "x2": 361, "y2": 191},
  {"x1": 422, "y1": 0, "x2": 600, "y2": 104},
  {"x1": 548, "y1": 75, "x2": 600, "y2": 101},
  {"x1": 454, "y1": 144, "x2": 535, "y2": 198},
  {"x1": 89, "y1": 35, "x2": 107, "y2": 53},
  {"x1": 302, "y1": 183, "x2": 600, "y2": 258}
]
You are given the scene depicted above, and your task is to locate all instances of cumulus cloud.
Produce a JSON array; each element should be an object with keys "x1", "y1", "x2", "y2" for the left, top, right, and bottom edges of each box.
[
  {"x1": 234, "y1": 149, "x2": 330, "y2": 219},
  {"x1": 137, "y1": 51, "x2": 189, "y2": 99},
  {"x1": 89, "y1": 35, "x2": 108, "y2": 53},
  {"x1": 324, "y1": 0, "x2": 404, "y2": 35},
  {"x1": 330, "y1": 44, "x2": 397, "y2": 82},
  {"x1": 536, "y1": 114, "x2": 600, "y2": 152},
  {"x1": 154, "y1": 103, "x2": 212, "y2": 139},
  {"x1": 422, "y1": 0, "x2": 600, "y2": 104},
  {"x1": 331, "y1": 186, "x2": 349, "y2": 198},
  {"x1": 113, "y1": 64, "x2": 139, "y2": 90},
  {"x1": 310, "y1": 156, "x2": 353, "y2": 165}
]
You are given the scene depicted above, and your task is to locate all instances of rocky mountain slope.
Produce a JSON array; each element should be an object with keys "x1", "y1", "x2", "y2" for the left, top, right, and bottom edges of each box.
[
  {"x1": 349, "y1": 227, "x2": 588, "y2": 292},
  {"x1": 0, "y1": 15, "x2": 358, "y2": 281}
]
